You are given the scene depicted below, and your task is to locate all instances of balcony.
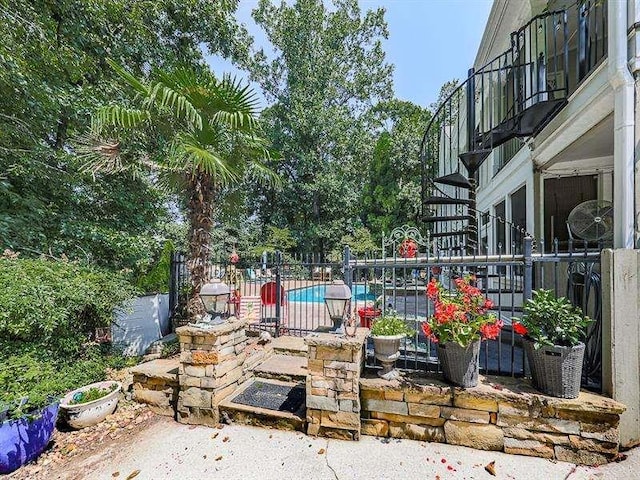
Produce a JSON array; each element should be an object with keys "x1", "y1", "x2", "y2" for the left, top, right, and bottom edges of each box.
[{"x1": 420, "y1": 0, "x2": 607, "y2": 250}]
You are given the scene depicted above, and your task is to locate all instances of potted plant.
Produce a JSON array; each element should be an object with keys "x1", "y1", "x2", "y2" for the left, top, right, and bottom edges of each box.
[
  {"x1": 423, "y1": 276, "x2": 502, "y2": 388},
  {"x1": 0, "y1": 397, "x2": 59, "y2": 474},
  {"x1": 357, "y1": 298, "x2": 382, "y2": 328},
  {"x1": 512, "y1": 289, "x2": 592, "y2": 398},
  {"x1": 59, "y1": 381, "x2": 121, "y2": 429},
  {"x1": 371, "y1": 311, "x2": 414, "y2": 379}
]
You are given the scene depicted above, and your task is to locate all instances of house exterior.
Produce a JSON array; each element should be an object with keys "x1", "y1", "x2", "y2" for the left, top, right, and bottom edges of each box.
[
  {"x1": 421, "y1": 0, "x2": 640, "y2": 445},
  {"x1": 422, "y1": 0, "x2": 636, "y2": 254}
]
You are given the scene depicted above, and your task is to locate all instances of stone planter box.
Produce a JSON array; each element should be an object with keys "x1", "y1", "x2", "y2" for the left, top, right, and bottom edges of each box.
[
  {"x1": 60, "y1": 381, "x2": 121, "y2": 429},
  {"x1": 359, "y1": 372, "x2": 625, "y2": 465}
]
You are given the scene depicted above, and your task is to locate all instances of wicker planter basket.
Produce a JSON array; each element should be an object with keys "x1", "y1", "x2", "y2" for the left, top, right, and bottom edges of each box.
[
  {"x1": 437, "y1": 340, "x2": 481, "y2": 388},
  {"x1": 523, "y1": 340, "x2": 585, "y2": 399}
]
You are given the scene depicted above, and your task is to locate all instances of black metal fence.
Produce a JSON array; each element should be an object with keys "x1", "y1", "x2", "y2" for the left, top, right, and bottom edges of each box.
[{"x1": 169, "y1": 238, "x2": 602, "y2": 391}]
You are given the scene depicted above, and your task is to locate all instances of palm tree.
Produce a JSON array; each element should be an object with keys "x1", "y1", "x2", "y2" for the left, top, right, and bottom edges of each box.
[{"x1": 81, "y1": 60, "x2": 279, "y2": 319}]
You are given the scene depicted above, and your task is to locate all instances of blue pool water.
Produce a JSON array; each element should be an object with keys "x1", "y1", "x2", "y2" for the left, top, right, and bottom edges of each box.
[{"x1": 288, "y1": 284, "x2": 376, "y2": 303}]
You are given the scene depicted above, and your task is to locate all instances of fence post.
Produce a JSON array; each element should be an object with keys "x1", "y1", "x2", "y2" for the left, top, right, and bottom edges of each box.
[
  {"x1": 523, "y1": 236, "x2": 533, "y2": 302},
  {"x1": 169, "y1": 251, "x2": 183, "y2": 325},
  {"x1": 274, "y1": 250, "x2": 282, "y2": 338},
  {"x1": 343, "y1": 245, "x2": 352, "y2": 289}
]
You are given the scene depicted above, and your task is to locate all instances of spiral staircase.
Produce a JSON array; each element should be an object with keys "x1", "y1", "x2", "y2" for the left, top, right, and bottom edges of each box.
[{"x1": 420, "y1": 10, "x2": 572, "y2": 253}]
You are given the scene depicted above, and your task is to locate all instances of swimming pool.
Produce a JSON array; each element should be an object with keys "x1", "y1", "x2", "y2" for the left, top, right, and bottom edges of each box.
[{"x1": 288, "y1": 284, "x2": 376, "y2": 303}]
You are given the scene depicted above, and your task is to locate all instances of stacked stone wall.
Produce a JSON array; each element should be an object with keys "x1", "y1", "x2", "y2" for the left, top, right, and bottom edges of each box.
[
  {"x1": 304, "y1": 329, "x2": 368, "y2": 440},
  {"x1": 176, "y1": 320, "x2": 250, "y2": 426},
  {"x1": 360, "y1": 374, "x2": 625, "y2": 465}
]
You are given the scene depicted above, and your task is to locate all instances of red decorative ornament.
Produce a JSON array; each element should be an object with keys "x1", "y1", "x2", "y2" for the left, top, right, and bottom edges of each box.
[
  {"x1": 398, "y1": 239, "x2": 418, "y2": 258},
  {"x1": 229, "y1": 251, "x2": 240, "y2": 264}
]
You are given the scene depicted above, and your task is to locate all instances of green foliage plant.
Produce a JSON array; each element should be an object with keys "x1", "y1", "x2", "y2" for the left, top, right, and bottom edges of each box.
[
  {"x1": 512, "y1": 289, "x2": 592, "y2": 349},
  {"x1": 69, "y1": 383, "x2": 117, "y2": 405},
  {"x1": 136, "y1": 241, "x2": 174, "y2": 294},
  {"x1": 370, "y1": 311, "x2": 414, "y2": 337},
  {"x1": 160, "y1": 338, "x2": 180, "y2": 358},
  {"x1": 0, "y1": 256, "x2": 136, "y2": 355},
  {"x1": 0, "y1": 345, "x2": 138, "y2": 421}
]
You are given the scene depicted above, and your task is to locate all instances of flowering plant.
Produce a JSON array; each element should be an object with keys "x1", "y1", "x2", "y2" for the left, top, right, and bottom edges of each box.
[
  {"x1": 422, "y1": 275, "x2": 502, "y2": 347},
  {"x1": 512, "y1": 289, "x2": 592, "y2": 349},
  {"x1": 398, "y1": 239, "x2": 418, "y2": 258}
]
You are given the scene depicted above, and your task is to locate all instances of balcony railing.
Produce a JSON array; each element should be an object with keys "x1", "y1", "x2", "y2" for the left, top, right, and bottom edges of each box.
[{"x1": 420, "y1": 1, "x2": 607, "y2": 252}]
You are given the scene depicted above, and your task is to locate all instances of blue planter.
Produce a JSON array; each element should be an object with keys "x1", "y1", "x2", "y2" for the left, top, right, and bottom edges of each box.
[{"x1": 0, "y1": 402, "x2": 59, "y2": 474}]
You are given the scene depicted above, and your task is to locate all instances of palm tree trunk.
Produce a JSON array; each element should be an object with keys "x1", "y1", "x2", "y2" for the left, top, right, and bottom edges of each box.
[{"x1": 186, "y1": 171, "x2": 216, "y2": 319}]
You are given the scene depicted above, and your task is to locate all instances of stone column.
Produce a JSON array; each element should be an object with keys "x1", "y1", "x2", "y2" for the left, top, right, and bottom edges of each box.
[
  {"x1": 602, "y1": 249, "x2": 640, "y2": 446},
  {"x1": 175, "y1": 319, "x2": 248, "y2": 427},
  {"x1": 304, "y1": 328, "x2": 368, "y2": 440}
]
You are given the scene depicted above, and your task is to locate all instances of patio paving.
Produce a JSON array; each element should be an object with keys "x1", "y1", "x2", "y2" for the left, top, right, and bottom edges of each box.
[{"x1": 31, "y1": 416, "x2": 640, "y2": 480}]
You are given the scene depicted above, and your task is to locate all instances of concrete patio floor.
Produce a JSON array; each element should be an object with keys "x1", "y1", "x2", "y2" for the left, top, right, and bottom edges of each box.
[{"x1": 40, "y1": 416, "x2": 640, "y2": 480}]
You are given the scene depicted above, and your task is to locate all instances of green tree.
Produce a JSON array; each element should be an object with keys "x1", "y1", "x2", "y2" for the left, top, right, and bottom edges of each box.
[
  {"x1": 84, "y1": 62, "x2": 278, "y2": 318},
  {"x1": 0, "y1": 0, "x2": 251, "y2": 270},
  {"x1": 247, "y1": 0, "x2": 393, "y2": 255},
  {"x1": 362, "y1": 99, "x2": 431, "y2": 239},
  {"x1": 252, "y1": 226, "x2": 298, "y2": 255}
]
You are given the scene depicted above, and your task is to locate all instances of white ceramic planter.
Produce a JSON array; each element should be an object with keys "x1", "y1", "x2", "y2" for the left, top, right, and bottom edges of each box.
[
  {"x1": 372, "y1": 334, "x2": 405, "y2": 379},
  {"x1": 60, "y1": 381, "x2": 121, "y2": 429}
]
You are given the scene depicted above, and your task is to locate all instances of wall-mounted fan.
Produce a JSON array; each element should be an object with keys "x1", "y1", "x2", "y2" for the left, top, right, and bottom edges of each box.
[{"x1": 566, "y1": 200, "x2": 614, "y2": 243}]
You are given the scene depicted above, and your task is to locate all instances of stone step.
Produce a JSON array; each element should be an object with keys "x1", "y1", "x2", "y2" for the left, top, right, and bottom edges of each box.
[
  {"x1": 252, "y1": 354, "x2": 308, "y2": 382},
  {"x1": 130, "y1": 358, "x2": 180, "y2": 417},
  {"x1": 270, "y1": 335, "x2": 308, "y2": 357},
  {"x1": 219, "y1": 378, "x2": 306, "y2": 432}
]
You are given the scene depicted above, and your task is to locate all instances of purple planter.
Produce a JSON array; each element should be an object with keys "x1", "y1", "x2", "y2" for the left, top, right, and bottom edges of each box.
[{"x1": 0, "y1": 402, "x2": 59, "y2": 474}]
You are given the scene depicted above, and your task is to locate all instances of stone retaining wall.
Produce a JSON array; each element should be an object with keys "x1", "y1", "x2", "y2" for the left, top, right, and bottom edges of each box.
[
  {"x1": 304, "y1": 328, "x2": 369, "y2": 440},
  {"x1": 131, "y1": 359, "x2": 180, "y2": 417},
  {"x1": 359, "y1": 373, "x2": 625, "y2": 465},
  {"x1": 175, "y1": 320, "x2": 250, "y2": 427}
]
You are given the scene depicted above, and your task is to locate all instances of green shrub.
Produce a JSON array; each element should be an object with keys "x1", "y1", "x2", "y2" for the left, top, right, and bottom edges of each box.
[
  {"x1": 160, "y1": 337, "x2": 180, "y2": 357},
  {"x1": 136, "y1": 241, "x2": 174, "y2": 294},
  {"x1": 0, "y1": 345, "x2": 138, "y2": 419},
  {"x1": 0, "y1": 257, "x2": 137, "y2": 355}
]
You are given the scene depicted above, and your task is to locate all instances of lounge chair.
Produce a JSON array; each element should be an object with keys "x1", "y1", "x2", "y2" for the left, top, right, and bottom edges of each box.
[{"x1": 312, "y1": 266, "x2": 332, "y2": 281}]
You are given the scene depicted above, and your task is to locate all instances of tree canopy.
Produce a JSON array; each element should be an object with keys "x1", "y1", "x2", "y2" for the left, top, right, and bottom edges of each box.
[
  {"x1": 247, "y1": 0, "x2": 394, "y2": 255},
  {"x1": 0, "y1": 0, "x2": 251, "y2": 273}
]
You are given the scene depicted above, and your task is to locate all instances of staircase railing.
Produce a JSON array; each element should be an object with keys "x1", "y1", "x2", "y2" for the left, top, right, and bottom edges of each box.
[{"x1": 420, "y1": 1, "x2": 608, "y2": 253}]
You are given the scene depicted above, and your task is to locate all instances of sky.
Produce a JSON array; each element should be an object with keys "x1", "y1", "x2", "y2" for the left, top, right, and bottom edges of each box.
[{"x1": 207, "y1": 0, "x2": 493, "y2": 109}]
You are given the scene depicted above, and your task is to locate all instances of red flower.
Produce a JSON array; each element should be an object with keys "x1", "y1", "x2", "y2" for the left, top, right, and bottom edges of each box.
[
  {"x1": 435, "y1": 302, "x2": 458, "y2": 324},
  {"x1": 421, "y1": 323, "x2": 438, "y2": 343},
  {"x1": 483, "y1": 298, "x2": 494, "y2": 309},
  {"x1": 480, "y1": 320, "x2": 503, "y2": 340},
  {"x1": 399, "y1": 239, "x2": 417, "y2": 258},
  {"x1": 513, "y1": 321, "x2": 528, "y2": 336},
  {"x1": 426, "y1": 279, "x2": 440, "y2": 300}
]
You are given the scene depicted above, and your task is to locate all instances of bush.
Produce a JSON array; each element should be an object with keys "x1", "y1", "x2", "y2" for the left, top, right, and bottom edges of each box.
[
  {"x1": 0, "y1": 257, "x2": 137, "y2": 355},
  {"x1": 0, "y1": 345, "x2": 137, "y2": 419},
  {"x1": 135, "y1": 240, "x2": 173, "y2": 294}
]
